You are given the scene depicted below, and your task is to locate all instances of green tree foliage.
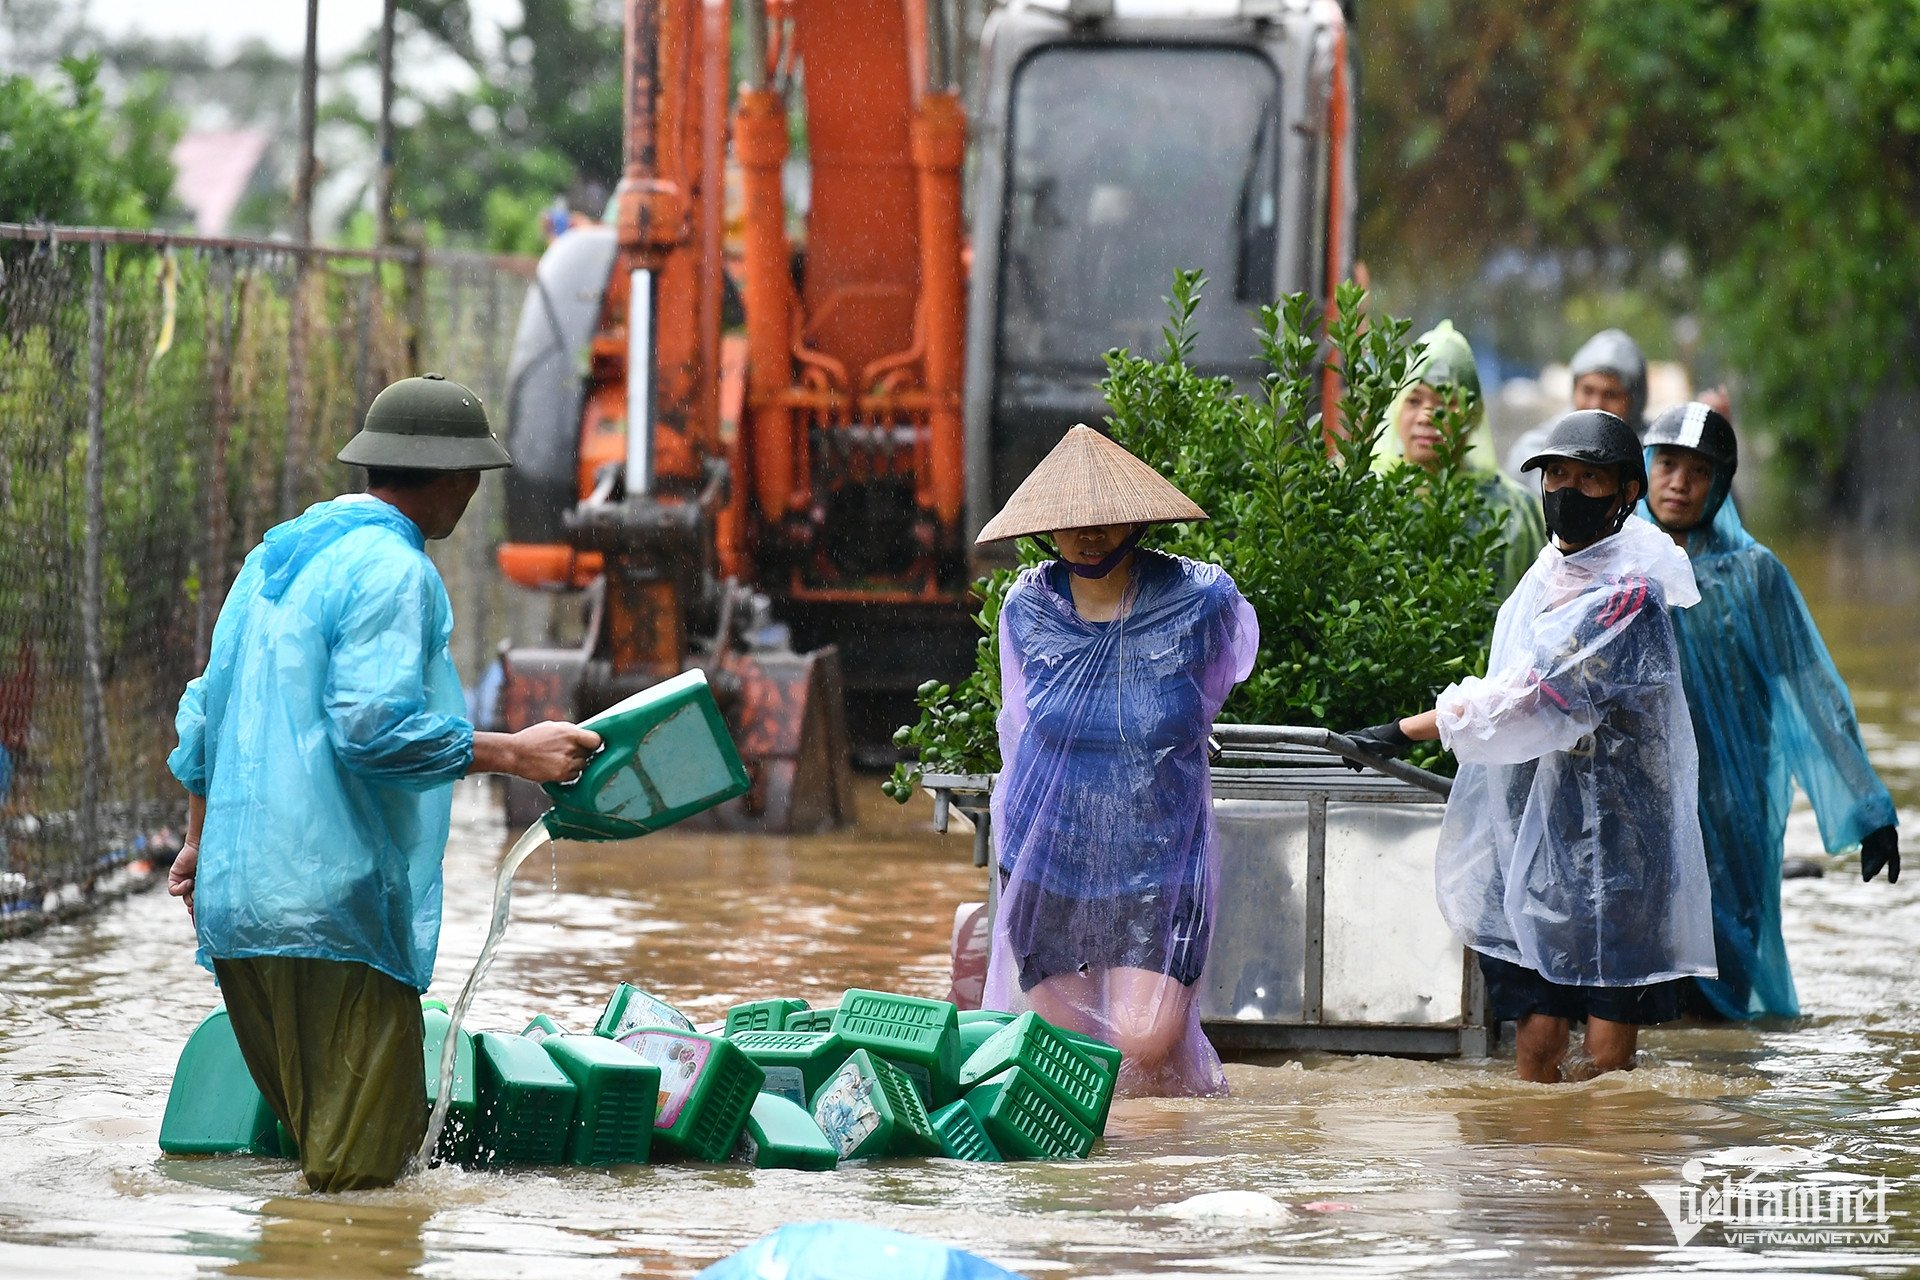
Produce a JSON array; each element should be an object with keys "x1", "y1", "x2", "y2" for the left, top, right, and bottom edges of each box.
[
  {"x1": 350, "y1": 0, "x2": 623, "y2": 248},
  {"x1": 1358, "y1": 0, "x2": 1920, "y2": 474},
  {"x1": 886, "y1": 274, "x2": 1504, "y2": 798},
  {"x1": 0, "y1": 56, "x2": 182, "y2": 226}
]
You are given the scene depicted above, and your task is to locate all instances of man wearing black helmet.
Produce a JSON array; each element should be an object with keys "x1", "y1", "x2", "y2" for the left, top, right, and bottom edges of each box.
[
  {"x1": 1346, "y1": 411, "x2": 1716, "y2": 1081},
  {"x1": 1639, "y1": 402, "x2": 1899, "y2": 1021}
]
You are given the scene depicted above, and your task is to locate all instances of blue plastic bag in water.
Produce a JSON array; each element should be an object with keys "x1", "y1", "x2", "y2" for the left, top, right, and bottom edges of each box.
[{"x1": 694, "y1": 1222, "x2": 1028, "y2": 1280}]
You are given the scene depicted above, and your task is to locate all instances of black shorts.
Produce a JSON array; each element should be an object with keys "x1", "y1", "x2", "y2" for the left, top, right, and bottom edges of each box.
[
  {"x1": 1478, "y1": 953, "x2": 1685, "y2": 1026},
  {"x1": 1001, "y1": 873, "x2": 1210, "y2": 992}
]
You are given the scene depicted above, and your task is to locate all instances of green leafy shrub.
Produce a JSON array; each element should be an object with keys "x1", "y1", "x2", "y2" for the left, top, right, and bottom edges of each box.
[{"x1": 886, "y1": 273, "x2": 1507, "y2": 800}]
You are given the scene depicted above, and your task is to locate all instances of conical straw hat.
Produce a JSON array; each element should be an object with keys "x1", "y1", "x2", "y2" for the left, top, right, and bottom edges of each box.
[{"x1": 975, "y1": 424, "x2": 1207, "y2": 543}]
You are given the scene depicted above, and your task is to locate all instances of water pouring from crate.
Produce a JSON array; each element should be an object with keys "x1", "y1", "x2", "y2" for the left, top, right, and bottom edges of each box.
[{"x1": 419, "y1": 669, "x2": 749, "y2": 1166}]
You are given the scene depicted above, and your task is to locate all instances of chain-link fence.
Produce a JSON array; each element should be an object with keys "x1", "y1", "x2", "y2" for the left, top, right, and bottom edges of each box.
[{"x1": 0, "y1": 224, "x2": 532, "y2": 938}]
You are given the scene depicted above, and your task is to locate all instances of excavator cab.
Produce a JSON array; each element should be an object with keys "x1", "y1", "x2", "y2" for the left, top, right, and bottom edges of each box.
[{"x1": 963, "y1": 0, "x2": 1353, "y2": 542}]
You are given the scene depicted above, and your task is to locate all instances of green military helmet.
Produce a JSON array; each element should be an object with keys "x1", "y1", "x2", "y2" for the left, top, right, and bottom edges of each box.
[{"x1": 338, "y1": 373, "x2": 513, "y2": 471}]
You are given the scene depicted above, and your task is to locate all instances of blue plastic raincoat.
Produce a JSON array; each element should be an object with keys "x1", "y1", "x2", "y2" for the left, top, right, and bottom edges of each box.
[
  {"x1": 169, "y1": 495, "x2": 474, "y2": 992},
  {"x1": 1639, "y1": 478, "x2": 1897, "y2": 1018}
]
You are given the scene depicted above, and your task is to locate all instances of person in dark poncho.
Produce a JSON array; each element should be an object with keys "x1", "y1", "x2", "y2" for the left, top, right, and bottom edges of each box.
[
  {"x1": 976, "y1": 425, "x2": 1257, "y2": 1096},
  {"x1": 1638, "y1": 402, "x2": 1899, "y2": 1020}
]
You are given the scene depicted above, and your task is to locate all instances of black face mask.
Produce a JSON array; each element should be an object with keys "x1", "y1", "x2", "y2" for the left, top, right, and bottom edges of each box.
[{"x1": 1542, "y1": 486, "x2": 1624, "y2": 547}]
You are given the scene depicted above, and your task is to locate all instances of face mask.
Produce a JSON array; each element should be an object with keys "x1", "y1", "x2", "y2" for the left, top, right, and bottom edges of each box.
[
  {"x1": 1039, "y1": 526, "x2": 1145, "y2": 579},
  {"x1": 1541, "y1": 486, "x2": 1623, "y2": 547}
]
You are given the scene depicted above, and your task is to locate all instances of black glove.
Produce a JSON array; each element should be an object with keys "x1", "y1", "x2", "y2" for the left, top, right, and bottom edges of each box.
[
  {"x1": 1341, "y1": 721, "x2": 1412, "y2": 770},
  {"x1": 1861, "y1": 825, "x2": 1900, "y2": 884}
]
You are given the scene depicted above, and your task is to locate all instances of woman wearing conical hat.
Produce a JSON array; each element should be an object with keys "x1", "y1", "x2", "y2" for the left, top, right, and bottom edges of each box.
[{"x1": 977, "y1": 425, "x2": 1258, "y2": 1097}]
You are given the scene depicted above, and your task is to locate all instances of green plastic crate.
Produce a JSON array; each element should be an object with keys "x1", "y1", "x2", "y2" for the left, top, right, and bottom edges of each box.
[
  {"x1": 540, "y1": 669, "x2": 751, "y2": 840},
  {"x1": 595, "y1": 982, "x2": 696, "y2": 1038},
  {"x1": 730, "y1": 1029, "x2": 853, "y2": 1109},
  {"x1": 617, "y1": 1029, "x2": 765, "y2": 1161},
  {"x1": 734, "y1": 1092, "x2": 838, "y2": 1170},
  {"x1": 809, "y1": 1049, "x2": 940, "y2": 1160},
  {"x1": 963, "y1": 1066, "x2": 1095, "y2": 1160},
  {"x1": 422, "y1": 1006, "x2": 479, "y2": 1166},
  {"x1": 522, "y1": 1014, "x2": 571, "y2": 1041},
  {"x1": 783, "y1": 1006, "x2": 838, "y2": 1034},
  {"x1": 473, "y1": 1031, "x2": 578, "y2": 1166},
  {"x1": 930, "y1": 1099, "x2": 1001, "y2": 1162},
  {"x1": 724, "y1": 998, "x2": 811, "y2": 1037},
  {"x1": 958, "y1": 1012, "x2": 1111, "y2": 1133},
  {"x1": 1057, "y1": 1028, "x2": 1122, "y2": 1134},
  {"x1": 830, "y1": 989, "x2": 961, "y2": 1108},
  {"x1": 959, "y1": 1017, "x2": 1011, "y2": 1061},
  {"x1": 543, "y1": 1033, "x2": 660, "y2": 1166},
  {"x1": 957, "y1": 1009, "x2": 1018, "y2": 1025},
  {"x1": 158, "y1": 1007, "x2": 282, "y2": 1156}
]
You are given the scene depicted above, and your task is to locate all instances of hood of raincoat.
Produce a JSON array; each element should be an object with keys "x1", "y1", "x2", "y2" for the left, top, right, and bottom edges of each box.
[
  {"x1": 260, "y1": 495, "x2": 425, "y2": 601},
  {"x1": 168, "y1": 495, "x2": 472, "y2": 992},
  {"x1": 1432, "y1": 511, "x2": 1713, "y2": 987},
  {"x1": 1569, "y1": 329, "x2": 1648, "y2": 431},
  {"x1": 1374, "y1": 321, "x2": 1502, "y2": 474},
  {"x1": 1646, "y1": 493, "x2": 1894, "y2": 1018}
]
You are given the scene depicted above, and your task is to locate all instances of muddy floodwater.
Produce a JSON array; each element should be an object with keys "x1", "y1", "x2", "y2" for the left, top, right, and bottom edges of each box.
[{"x1": 4, "y1": 531, "x2": 1920, "y2": 1277}]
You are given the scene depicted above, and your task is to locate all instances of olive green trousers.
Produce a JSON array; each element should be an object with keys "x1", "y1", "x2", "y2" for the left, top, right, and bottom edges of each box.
[{"x1": 213, "y1": 956, "x2": 426, "y2": 1192}]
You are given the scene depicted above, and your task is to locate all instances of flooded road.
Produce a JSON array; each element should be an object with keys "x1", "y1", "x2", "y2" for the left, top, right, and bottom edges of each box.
[{"x1": 3, "y1": 531, "x2": 1919, "y2": 1277}]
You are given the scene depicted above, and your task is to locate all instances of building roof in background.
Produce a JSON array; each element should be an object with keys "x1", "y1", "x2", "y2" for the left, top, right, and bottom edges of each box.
[{"x1": 170, "y1": 129, "x2": 271, "y2": 235}]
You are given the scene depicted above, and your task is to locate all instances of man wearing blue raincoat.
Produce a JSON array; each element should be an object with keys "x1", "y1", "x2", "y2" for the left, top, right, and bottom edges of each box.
[
  {"x1": 1639, "y1": 402, "x2": 1899, "y2": 1020},
  {"x1": 166, "y1": 374, "x2": 599, "y2": 1191}
]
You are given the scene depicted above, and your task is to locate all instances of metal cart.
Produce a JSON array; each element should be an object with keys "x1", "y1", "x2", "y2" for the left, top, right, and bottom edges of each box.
[{"x1": 924, "y1": 725, "x2": 1492, "y2": 1061}]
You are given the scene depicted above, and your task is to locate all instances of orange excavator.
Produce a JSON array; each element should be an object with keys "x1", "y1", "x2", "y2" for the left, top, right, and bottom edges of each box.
[{"x1": 495, "y1": 0, "x2": 1355, "y2": 832}]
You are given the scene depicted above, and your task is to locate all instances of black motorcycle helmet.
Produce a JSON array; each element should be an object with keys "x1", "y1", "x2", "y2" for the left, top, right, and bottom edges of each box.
[
  {"x1": 1640, "y1": 401, "x2": 1738, "y2": 533},
  {"x1": 1521, "y1": 409, "x2": 1648, "y2": 498}
]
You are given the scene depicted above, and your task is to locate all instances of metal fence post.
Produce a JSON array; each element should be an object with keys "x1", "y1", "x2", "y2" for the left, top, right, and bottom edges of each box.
[
  {"x1": 281, "y1": 260, "x2": 310, "y2": 520},
  {"x1": 81, "y1": 241, "x2": 107, "y2": 869}
]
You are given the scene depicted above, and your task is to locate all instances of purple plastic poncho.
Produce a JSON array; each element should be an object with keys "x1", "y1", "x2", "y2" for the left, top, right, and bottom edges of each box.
[{"x1": 984, "y1": 551, "x2": 1257, "y2": 1096}]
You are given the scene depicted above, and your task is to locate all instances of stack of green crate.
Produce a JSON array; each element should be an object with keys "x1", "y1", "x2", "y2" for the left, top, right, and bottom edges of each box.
[{"x1": 957, "y1": 1012, "x2": 1109, "y2": 1160}]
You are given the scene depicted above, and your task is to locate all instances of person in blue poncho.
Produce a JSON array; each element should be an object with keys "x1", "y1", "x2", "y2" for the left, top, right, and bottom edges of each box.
[
  {"x1": 1639, "y1": 401, "x2": 1899, "y2": 1020},
  {"x1": 165, "y1": 374, "x2": 600, "y2": 1191},
  {"x1": 975, "y1": 425, "x2": 1258, "y2": 1097}
]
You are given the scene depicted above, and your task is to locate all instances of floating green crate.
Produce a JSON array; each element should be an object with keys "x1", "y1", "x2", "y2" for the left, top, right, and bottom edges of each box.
[
  {"x1": 959, "y1": 1016, "x2": 1013, "y2": 1062},
  {"x1": 831, "y1": 990, "x2": 960, "y2": 1108},
  {"x1": 730, "y1": 1029, "x2": 852, "y2": 1109},
  {"x1": 473, "y1": 1031, "x2": 577, "y2": 1167},
  {"x1": 959, "y1": 1012, "x2": 1110, "y2": 1133},
  {"x1": 783, "y1": 1006, "x2": 838, "y2": 1034},
  {"x1": 724, "y1": 998, "x2": 812, "y2": 1037},
  {"x1": 158, "y1": 1007, "x2": 282, "y2": 1156},
  {"x1": 543, "y1": 1033, "x2": 660, "y2": 1166},
  {"x1": 1057, "y1": 1029, "x2": 1122, "y2": 1133},
  {"x1": 617, "y1": 1029, "x2": 765, "y2": 1161},
  {"x1": 422, "y1": 1006, "x2": 478, "y2": 1166},
  {"x1": 810, "y1": 1049, "x2": 941, "y2": 1160},
  {"x1": 930, "y1": 1099, "x2": 1001, "y2": 1163},
  {"x1": 735, "y1": 1092, "x2": 838, "y2": 1171},
  {"x1": 595, "y1": 982, "x2": 696, "y2": 1038},
  {"x1": 521, "y1": 1014, "x2": 570, "y2": 1041},
  {"x1": 963, "y1": 1066, "x2": 1095, "y2": 1160}
]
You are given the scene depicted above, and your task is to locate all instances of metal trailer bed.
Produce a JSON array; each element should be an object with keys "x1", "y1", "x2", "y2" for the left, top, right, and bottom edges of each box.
[{"x1": 924, "y1": 725, "x2": 1492, "y2": 1061}]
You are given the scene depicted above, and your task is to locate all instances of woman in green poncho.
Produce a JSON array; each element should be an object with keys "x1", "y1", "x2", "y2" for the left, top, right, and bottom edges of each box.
[{"x1": 1375, "y1": 321, "x2": 1545, "y2": 593}]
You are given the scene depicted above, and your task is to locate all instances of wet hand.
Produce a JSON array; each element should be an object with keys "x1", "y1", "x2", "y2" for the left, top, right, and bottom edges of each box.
[
  {"x1": 1861, "y1": 825, "x2": 1899, "y2": 883},
  {"x1": 512, "y1": 721, "x2": 602, "y2": 785},
  {"x1": 1340, "y1": 721, "x2": 1412, "y2": 770},
  {"x1": 168, "y1": 841, "x2": 197, "y2": 922}
]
